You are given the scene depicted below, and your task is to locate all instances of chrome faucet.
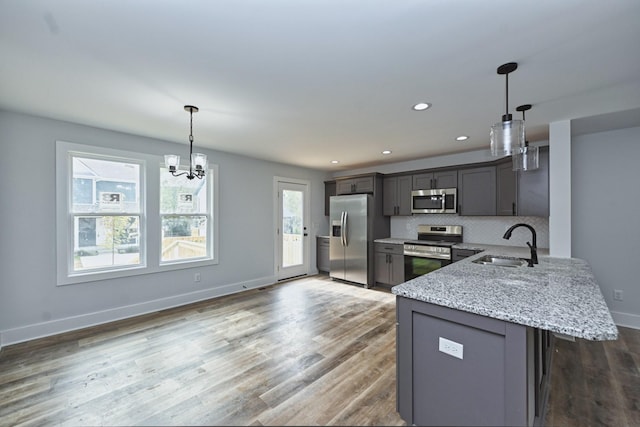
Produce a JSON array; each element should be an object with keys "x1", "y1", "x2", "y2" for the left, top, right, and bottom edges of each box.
[{"x1": 503, "y1": 223, "x2": 538, "y2": 267}]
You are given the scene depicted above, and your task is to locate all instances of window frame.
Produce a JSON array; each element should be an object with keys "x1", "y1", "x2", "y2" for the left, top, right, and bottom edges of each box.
[{"x1": 56, "y1": 141, "x2": 219, "y2": 286}]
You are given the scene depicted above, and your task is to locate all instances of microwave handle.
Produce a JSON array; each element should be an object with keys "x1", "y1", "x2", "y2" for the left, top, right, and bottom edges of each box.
[{"x1": 441, "y1": 194, "x2": 446, "y2": 211}]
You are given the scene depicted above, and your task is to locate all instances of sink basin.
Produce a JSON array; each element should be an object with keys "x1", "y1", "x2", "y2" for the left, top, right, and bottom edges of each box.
[{"x1": 472, "y1": 255, "x2": 529, "y2": 267}]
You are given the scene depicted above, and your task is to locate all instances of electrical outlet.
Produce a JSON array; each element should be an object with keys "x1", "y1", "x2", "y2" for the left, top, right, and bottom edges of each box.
[
  {"x1": 439, "y1": 337, "x2": 463, "y2": 360},
  {"x1": 613, "y1": 290, "x2": 623, "y2": 301},
  {"x1": 194, "y1": 273, "x2": 201, "y2": 282}
]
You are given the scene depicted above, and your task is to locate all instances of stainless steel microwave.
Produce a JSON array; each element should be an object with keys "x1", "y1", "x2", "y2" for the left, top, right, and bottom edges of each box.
[{"x1": 411, "y1": 188, "x2": 457, "y2": 214}]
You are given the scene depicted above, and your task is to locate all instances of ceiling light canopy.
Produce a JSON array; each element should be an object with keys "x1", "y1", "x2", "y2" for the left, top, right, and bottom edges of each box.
[
  {"x1": 512, "y1": 104, "x2": 539, "y2": 171},
  {"x1": 165, "y1": 105, "x2": 207, "y2": 180},
  {"x1": 412, "y1": 102, "x2": 432, "y2": 111},
  {"x1": 490, "y1": 62, "x2": 525, "y2": 157}
]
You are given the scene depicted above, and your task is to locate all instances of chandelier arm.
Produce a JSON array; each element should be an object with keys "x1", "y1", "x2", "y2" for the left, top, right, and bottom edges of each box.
[{"x1": 170, "y1": 170, "x2": 189, "y2": 177}]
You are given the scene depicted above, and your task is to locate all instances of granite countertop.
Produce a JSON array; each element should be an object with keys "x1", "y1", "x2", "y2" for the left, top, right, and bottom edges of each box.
[
  {"x1": 374, "y1": 238, "x2": 407, "y2": 245},
  {"x1": 391, "y1": 245, "x2": 618, "y2": 341}
]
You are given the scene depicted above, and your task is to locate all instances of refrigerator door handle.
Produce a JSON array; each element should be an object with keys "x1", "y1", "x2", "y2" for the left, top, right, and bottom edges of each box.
[
  {"x1": 340, "y1": 211, "x2": 346, "y2": 246},
  {"x1": 343, "y1": 211, "x2": 348, "y2": 247}
]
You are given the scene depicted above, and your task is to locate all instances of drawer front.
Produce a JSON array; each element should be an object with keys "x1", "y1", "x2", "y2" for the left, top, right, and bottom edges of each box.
[{"x1": 375, "y1": 242, "x2": 404, "y2": 255}]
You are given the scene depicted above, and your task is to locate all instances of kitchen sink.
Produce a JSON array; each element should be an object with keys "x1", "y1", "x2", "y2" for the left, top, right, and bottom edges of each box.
[{"x1": 472, "y1": 255, "x2": 529, "y2": 267}]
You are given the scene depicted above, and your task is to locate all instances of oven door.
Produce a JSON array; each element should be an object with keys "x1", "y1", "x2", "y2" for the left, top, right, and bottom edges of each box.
[{"x1": 404, "y1": 255, "x2": 451, "y2": 281}]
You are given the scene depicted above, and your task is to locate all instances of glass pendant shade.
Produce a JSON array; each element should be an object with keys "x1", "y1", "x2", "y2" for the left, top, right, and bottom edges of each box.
[
  {"x1": 164, "y1": 154, "x2": 180, "y2": 172},
  {"x1": 191, "y1": 153, "x2": 207, "y2": 171},
  {"x1": 490, "y1": 118, "x2": 525, "y2": 156},
  {"x1": 512, "y1": 145, "x2": 539, "y2": 171}
]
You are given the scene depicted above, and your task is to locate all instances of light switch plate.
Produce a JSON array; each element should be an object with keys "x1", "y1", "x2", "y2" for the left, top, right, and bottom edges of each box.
[{"x1": 439, "y1": 337, "x2": 464, "y2": 359}]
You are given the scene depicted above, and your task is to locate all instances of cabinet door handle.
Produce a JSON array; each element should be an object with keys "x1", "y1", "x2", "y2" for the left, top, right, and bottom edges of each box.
[
  {"x1": 512, "y1": 202, "x2": 516, "y2": 216},
  {"x1": 430, "y1": 178, "x2": 434, "y2": 188}
]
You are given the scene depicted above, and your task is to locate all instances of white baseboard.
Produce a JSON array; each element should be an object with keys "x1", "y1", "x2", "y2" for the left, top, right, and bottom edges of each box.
[
  {"x1": 0, "y1": 275, "x2": 276, "y2": 348},
  {"x1": 611, "y1": 310, "x2": 640, "y2": 330}
]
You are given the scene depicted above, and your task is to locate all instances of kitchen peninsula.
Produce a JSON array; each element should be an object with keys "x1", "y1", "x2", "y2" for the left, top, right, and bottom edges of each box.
[{"x1": 392, "y1": 245, "x2": 618, "y2": 426}]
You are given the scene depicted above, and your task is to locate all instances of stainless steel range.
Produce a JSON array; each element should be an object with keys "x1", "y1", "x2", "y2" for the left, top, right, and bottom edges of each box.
[{"x1": 403, "y1": 225, "x2": 463, "y2": 280}]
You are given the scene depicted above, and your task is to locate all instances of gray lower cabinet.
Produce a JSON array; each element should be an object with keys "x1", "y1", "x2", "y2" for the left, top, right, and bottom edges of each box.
[
  {"x1": 458, "y1": 166, "x2": 497, "y2": 215},
  {"x1": 396, "y1": 296, "x2": 549, "y2": 426},
  {"x1": 451, "y1": 248, "x2": 480, "y2": 262},
  {"x1": 383, "y1": 176, "x2": 412, "y2": 216},
  {"x1": 316, "y1": 236, "x2": 330, "y2": 272},
  {"x1": 374, "y1": 242, "x2": 404, "y2": 285}
]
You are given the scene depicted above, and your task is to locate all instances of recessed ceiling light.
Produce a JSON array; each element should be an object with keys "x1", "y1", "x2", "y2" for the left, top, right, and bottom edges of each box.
[
  {"x1": 382, "y1": 150, "x2": 392, "y2": 155},
  {"x1": 412, "y1": 102, "x2": 432, "y2": 111},
  {"x1": 455, "y1": 135, "x2": 469, "y2": 141},
  {"x1": 330, "y1": 160, "x2": 339, "y2": 164}
]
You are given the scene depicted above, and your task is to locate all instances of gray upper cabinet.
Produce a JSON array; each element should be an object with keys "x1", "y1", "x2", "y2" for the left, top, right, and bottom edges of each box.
[
  {"x1": 496, "y1": 160, "x2": 517, "y2": 216},
  {"x1": 412, "y1": 170, "x2": 457, "y2": 189},
  {"x1": 517, "y1": 148, "x2": 549, "y2": 217},
  {"x1": 495, "y1": 147, "x2": 550, "y2": 217},
  {"x1": 324, "y1": 180, "x2": 336, "y2": 216},
  {"x1": 458, "y1": 166, "x2": 496, "y2": 215},
  {"x1": 383, "y1": 175, "x2": 412, "y2": 216},
  {"x1": 336, "y1": 176, "x2": 375, "y2": 195}
]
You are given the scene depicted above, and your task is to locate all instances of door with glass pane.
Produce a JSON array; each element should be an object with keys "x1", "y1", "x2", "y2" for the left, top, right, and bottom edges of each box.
[{"x1": 276, "y1": 179, "x2": 309, "y2": 280}]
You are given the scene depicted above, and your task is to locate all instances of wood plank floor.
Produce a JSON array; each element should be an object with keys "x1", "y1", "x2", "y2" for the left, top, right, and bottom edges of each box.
[
  {"x1": 545, "y1": 325, "x2": 640, "y2": 427},
  {"x1": 0, "y1": 276, "x2": 405, "y2": 426},
  {"x1": 1, "y1": 274, "x2": 639, "y2": 426}
]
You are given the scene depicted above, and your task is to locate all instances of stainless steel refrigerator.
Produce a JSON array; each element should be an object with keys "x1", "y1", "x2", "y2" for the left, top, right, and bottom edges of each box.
[{"x1": 329, "y1": 194, "x2": 373, "y2": 287}]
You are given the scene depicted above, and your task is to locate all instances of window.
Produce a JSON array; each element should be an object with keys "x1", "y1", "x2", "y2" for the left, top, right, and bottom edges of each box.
[
  {"x1": 160, "y1": 168, "x2": 211, "y2": 264},
  {"x1": 56, "y1": 141, "x2": 218, "y2": 285},
  {"x1": 71, "y1": 156, "x2": 143, "y2": 272}
]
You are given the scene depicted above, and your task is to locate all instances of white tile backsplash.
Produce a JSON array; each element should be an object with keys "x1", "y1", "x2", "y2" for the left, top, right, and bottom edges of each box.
[{"x1": 390, "y1": 215, "x2": 549, "y2": 248}]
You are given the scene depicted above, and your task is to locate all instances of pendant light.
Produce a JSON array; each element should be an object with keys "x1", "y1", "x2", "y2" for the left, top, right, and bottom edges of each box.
[
  {"x1": 512, "y1": 104, "x2": 539, "y2": 171},
  {"x1": 164, "y1": 105, "x2": 207, "y2": 180},
  {"x1": 490, "y1": 62, "x2": 525, "y2": 157}
]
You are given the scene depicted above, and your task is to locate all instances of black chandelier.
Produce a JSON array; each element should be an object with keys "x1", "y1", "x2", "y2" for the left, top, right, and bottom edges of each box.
[{"x1": 164, "y1": 105, "x2": 207, "y2": 180}]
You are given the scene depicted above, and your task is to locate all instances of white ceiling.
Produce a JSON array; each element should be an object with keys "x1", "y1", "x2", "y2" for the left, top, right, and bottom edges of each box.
[{"x1": 2, "y1": 0, "x2": 640, "y2": 171}]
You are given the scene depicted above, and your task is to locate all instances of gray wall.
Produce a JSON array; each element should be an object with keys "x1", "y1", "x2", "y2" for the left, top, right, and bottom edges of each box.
[
  {"x1": 0, "y1": 110, "x2": 330, "y2": 346},
  {"x1": 572, "y1": 126, "x2": 640, "y2": 328}
]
